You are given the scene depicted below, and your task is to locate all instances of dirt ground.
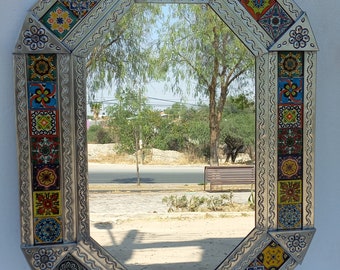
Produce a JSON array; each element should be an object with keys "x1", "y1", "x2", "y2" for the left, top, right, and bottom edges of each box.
[{"x1": 89, "y1": 186, "x2": 255, "y2": 270}]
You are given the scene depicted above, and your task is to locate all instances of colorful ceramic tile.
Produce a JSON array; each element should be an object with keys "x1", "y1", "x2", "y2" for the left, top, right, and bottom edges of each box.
[
  {"x1": 28, "y1": 82, "x2": 57, "y2": 109},
  {"x1": 278, "y1": 155, "x2": 302, "y2": 179},
  {"x1": 33, "y1": 191, "x2": 61, "y2": 217},
  {"x1": 278, "y1": 179, "x2": 302, "y2": 204},
  {"x1": 34, "y1": 217, "x2": 62, "y2": 244},
  {"x1": 239, "y1": 0, "x2": 276, "y2": 21},
  {"x1": 55, "y1": 253, "x2": 87, "y2": 270},
  {"x1": 257, "y1": 241, "x2": 290, "y2": 269},
  {"x1": 278, "y1": 128, "x2": 303, "y2": 155},
  {"x1": 278, "y1": 204, "x2": 302, "y2": 230},
  {"x1": 28, "y1": 54, "x2": 57, "y2": 81},
  {"x1": 270, "y1": 229, "x2": 316, "y2": 264},
  {"x1": 271, "y1": 13, "x2": 319, "y2": 51},
  {"x1": 30, "y1": 110, "x2": 58, "y2": 136},
  {"x1": 31, "y1": 137, "x2": 60, "y2": 165},
  {"x1": 278, "y1": 51, "x2": 304, "y2": 77},
  {"x1": 60, "y1": 0, "x2": 100, "y2": 18},
  {"x1": 278, "y1": 78, "x2": 303, "y2": 104},
  {"x1": 278, "y1": 104, "x2": 303, "y2": 129},
  {"x1": 40, "y1": 2, "x2": 78, "y2": 39},
  {"x1": 258, "y1": 3, "x2": 293, "y2": 41},
  {"x1": 32, "y1": 164, "x2": 60, "y2": 191}
]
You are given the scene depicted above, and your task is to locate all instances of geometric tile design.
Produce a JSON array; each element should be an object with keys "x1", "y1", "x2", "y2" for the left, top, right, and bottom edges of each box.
[
  {"x1": 278, "y1": 78, "x2": 303, "y2": 104},
  {"x1": 278, "y1": 52, "x2": 304, "y2": 77},
  {"x1": 278, "y1": 155, "x2": 302, "y2": 179},
  {"x1": 61, "y1": 0, "x2": 100, "y2": 18},
  {"x1": 31, "y1": 137, "x2": 60, "y2": 165},
  {"x1": 278, "y1": 104, "x2": 303, "y2": 128},
  {"x1": 257, "y1": 240, "x2": 290, "y2": 269},
  {"x1": 239, "y1": 0, "x2": 276, "y2": 21},
  {"x1": 40, "y1": 2, "x2": 78, "y2": 39},
  {"x1": 28, "y1": 54, "x2": 57, "y2": 82},
  {"x1": 258, "y1": 3, "x2": 293, "y2": 41},
  {"x1": 278, "y1": 128, "x2": 303, "y2": 155},
  {"x1": 271, "y1": 13, "x2": 319, "y2": 51},
  {"x1": 30, "y1": 110, "x2": 58, "y2": 136},
  {"x1": 278, "y1": 179, "x2": 302, "y2": 204},
  {"x1": 278, "y1": 204, "x2": 302, "y2": 230},
  {"x1": 55, "y1": 253, "x2": 87, "y2": 270},
  {"x1": 33, "y1": 191, "x2": 61, "y2": 217},
  {"x1": 32, "y1": 164, "x2": 60, "y2": 191},
  {"x1": 28, "y1": 82, "x2": 57, "y2": 109},
  {"x1": 34, "y1": 217, "x2": 62, "y2": 244},
  {"x1": 270, "y1": 229, "x2": 316, "y2": 264}
]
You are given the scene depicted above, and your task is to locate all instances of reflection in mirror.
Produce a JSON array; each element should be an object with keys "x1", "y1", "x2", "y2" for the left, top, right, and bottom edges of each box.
[{"x1": 87, "y1": 3, "x2": 255, "y2": 269}]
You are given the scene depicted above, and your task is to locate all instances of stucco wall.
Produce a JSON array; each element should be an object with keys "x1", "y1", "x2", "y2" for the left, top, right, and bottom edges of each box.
[{"x1": 0, "y1": 0, "x2": 338, "y2": 269}]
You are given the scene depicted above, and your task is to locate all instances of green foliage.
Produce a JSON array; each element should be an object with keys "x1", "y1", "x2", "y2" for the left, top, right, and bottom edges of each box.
[
  {"x1": 86, "y1": 4, "x2": 163, "y2": 99},
  {"x1": 162, "y1": 194, "x2": 206, "y2": 212},
  {"x1": 162, "y1": 193, "x2": 237, "y2": 212},
  {"x1": 157, "y1": 4, "x2": 254, "y2": 164},
  {"x1": 90, "y1": 102, "x2": 103, "y2": 120},
  {"x1": 87, "y1": 4, "x2": 255, "y2": 164},
  {"x1": 87, "y1": 125, "x2": 112, "y2": 144}
]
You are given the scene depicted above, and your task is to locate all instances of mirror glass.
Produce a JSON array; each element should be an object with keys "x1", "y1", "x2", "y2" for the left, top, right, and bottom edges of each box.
[{"x1": 87, "y1": 4, "x2": 255, "y2": 269}]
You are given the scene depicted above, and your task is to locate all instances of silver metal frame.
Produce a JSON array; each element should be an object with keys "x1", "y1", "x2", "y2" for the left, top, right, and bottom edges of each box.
[{"x1": 14, "y1": 0, "x2": 317, "y2": 269}]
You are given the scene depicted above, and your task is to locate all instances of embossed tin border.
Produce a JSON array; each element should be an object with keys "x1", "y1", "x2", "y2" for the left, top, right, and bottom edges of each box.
[{"x1": 14, "y1": 0, "x2": 317, "y2": 269}]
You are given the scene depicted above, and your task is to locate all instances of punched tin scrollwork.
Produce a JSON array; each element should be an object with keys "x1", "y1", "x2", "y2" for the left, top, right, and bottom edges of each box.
[{"x1": 14, "y1": 0, "x2": 317, "y2": 269}]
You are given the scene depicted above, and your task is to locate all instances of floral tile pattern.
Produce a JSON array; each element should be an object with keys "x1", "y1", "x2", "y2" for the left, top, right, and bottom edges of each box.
[
  {"x1": 239, "y1": 0, "x2": 276, "y2": 21},
  {"x1": 30, "y1": 110, "x2": 58, "y2": 136},
  {"x1": 28, "y1": 54, "x2": 57, "y2": 82},
  {"x1": 278, "y1": 155, "x2": 302, "y2": 180},
  {"x1": 278, "y1": 104, "x2": 303, "y2": 129},
  {"x1": 247, "y1": 241, "x2": 290, "y2": 270},
  {"x1": 61, "y1": 0, "x2": 100, "y2": 18},
  {"x1": 257, "y1": 241, "x2": 290, "y2": 269},
  {"x1": 276, "y1": 49, "x2": 304, "y2": 233},
  {"x1": 278, "y1": 51, "x2": 304, "y2": 77},
  {"x1": 32, "y1": 164, "x2": 60, "y2": 190},
  {"x1": 34, "y1": 217, "x2": 62, "y2": 244},
  {"x1": 33, "y1": 191, "x2": 61, "y2": 217},
  {"x1": 31, "y1": 137, "x2": 60, "y2": 165},
  {"x1": 278, "y1": 78, "x2": 303, "y2": 104},
  {"x1": 26, "y1": 52, "x2": 62, "y2": 246},
  {"x1": 278, "y1": 128, "x2": 303, "y2": 155},
  {"x1": 278, "y1": 179, "x2": 302, "y2": 204},
  {"x1": 258, "y1": 3, "x2": 293, "y2": 41},
  {"x1": 28, "y1": 82, "x2": 57, "y2": 109},
  {"x1": 278, "y1": 204, "x2": 302, "y2": 229},
  {"x1": 40, "y1": 2, "x2": 78, "y2": 39}
]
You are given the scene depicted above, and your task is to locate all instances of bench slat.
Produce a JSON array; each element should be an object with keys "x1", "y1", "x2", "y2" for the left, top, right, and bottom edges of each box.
[{"x1": 204, "y1": 166, "x2": 255, "y2": 191}]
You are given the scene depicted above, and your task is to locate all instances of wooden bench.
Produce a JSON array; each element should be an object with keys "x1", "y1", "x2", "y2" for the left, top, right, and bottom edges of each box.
[{"x1": 204, "y1": 165, "x2": 255, "y2": 192}]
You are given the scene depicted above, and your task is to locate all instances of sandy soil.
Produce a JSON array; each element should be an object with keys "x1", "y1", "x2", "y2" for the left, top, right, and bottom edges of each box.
[{"x1": 89, "y1": 188, "x2": 255, "y2": 270}]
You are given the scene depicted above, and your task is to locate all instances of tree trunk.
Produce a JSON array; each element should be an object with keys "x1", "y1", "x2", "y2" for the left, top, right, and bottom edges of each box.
[{"x1": 209, "y1": 123, "x2": 220, "y2": 166}]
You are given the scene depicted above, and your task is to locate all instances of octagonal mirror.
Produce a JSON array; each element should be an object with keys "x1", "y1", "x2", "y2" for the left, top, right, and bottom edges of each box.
[
  {"x1": 14, "y1": 0, "x2": 317, "y2": 269},
  {"x1": 86, "y1": 4, "x2": 255, "y2": 269}
]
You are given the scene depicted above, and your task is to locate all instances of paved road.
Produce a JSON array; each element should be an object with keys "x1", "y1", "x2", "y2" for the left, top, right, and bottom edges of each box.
[{"x1": 88, "y1": 163, "x2": 206, "y2": 184}]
